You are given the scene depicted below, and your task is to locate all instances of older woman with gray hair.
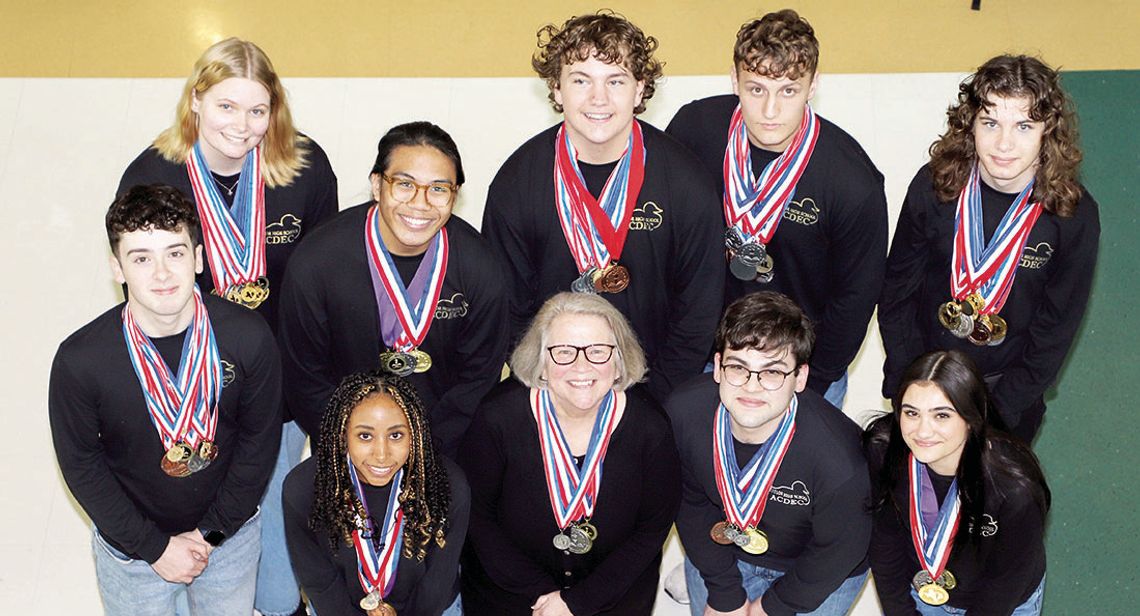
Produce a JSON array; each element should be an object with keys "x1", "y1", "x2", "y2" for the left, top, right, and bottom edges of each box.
[{"x1": 458, "y1": 292, "x2": 682, "y2": 616}]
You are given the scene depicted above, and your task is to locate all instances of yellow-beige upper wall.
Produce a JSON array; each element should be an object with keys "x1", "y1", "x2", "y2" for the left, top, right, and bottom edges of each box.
[{"x1": 3, "y1": 0, "x2": 1136, "y2": 77}]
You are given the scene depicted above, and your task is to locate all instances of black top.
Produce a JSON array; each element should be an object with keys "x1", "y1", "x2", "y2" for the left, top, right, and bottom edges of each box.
[
  {"x1": 481, "y1": 120, "x2": 725, "y2": 403},
  {"x1": 117, "y1": 139, "x2": 339, "y2": 334},
  {"x1": 48, "y1": 295, "x2": 282, "y2": 563},
  {"x1": 878, "y1": 165, "x2": 1100, "y2": 432},
  {"x1": 458, "y1": 380, "x2": 681, "y2": 616},
  {"x1": 865, "y1": 432, "x2": 1047, "y2": 615},
  {"x1": 282, "y1": 456, "x2": 470, "y2": 616},
  {"x1": 666, "y1": 376, "x2": 870, "y2": 615},
  {"x1": 666, "y1": 95, "x2": 888, "y2": 393},
  {"x1": 277, "y1": 202, "x2": 509, "y2": 455}
]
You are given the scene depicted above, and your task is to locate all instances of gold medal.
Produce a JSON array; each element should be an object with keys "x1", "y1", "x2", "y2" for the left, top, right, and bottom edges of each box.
[
  {"x1": 741, "y1": 527, "x2": 769, "y2": 555},
  {"x1": 577, "y1": 521, "x2": 598, "y2": 541},
  {"x1": 962, "y1": 292, "x2": 984, "y2": 316},
  {"x1": 917, "y1": 582, "x2": 949, "y2": 606},
  {"x1": 938, "y1": 569, "x2": 957, "y2": 590},
  {"x1": 166, "y1": 442, "x2": 192, "y2": 463},
  {"x1": 938, "y1": 301, "x2": 963, "y2": 331},
  {"x1": 221, "y1": 277, "x2": 270, "y2": 310},
  {"x1": 198, "y1": 440, "x2": 218, "y2": 462},
  {"x1": 709, "y1": 521, "x2": 732, "y2": 545},
  {"x1": 409, "y1": 349, "x2": 432, "y2": 373}
]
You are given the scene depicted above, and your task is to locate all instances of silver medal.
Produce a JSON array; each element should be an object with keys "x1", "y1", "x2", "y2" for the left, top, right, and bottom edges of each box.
[
  {"x1": 911, "y1": 570, "x2": 935, "y2": 592},
  {"x1": 723, "y1": 525, "x2": 741, "y2": 542},
  {"x1": 553, "y1": 533, "x2": 572, "y2": 551},
  {"x1": 724, "y1": 227, "x2": 745, "y2": 250},
  {"x1": 186, "y1": 453, "x2": 207, "y2": 474},
  {"x1": 568, "y1": 525, "x2": 592, "y2": 554},
  {"x1": 729, "y1": 255, "x2": 759, "y2": 281},
  {"x1": 571, "y1": 269, "x2": 598, "y2": 294}
]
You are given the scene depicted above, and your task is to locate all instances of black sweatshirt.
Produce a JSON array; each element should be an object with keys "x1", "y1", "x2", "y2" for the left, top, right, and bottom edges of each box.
[
  {"x1": 666, "y1": 95, "x2": 888, "y2": 393},
  {"x1": 878, "y1": 165, "x2": 1100, "y2": 433},
  {"x1": 865, "y1": 434, "x2": 1046, "y2": 616},
  {"x1": 665, "y1": 376, "x2": 870, "y2": 615},
  {"x1": 458, "y1": 380, "x2": 681, "y2": 616},
  {"x1": 117, "y1": 139, "x2": 339, "y2": 334},
  {"x1": 481, "y1": 121, "x2": 725, "y2": 403},
  {"x1": 49, "y1": 295, "x2": 282, "y2": 563},
  {"x1": 282, "y1": 456, "x2": 469, "y2": 616},
  {"x1": 276, "y1": 203, "x2": 509, "y2": 455}
]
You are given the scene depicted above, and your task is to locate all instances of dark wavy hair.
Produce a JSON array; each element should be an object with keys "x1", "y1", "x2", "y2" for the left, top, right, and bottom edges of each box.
[
  {"x1": 532, "y1": 10, "x2": 663, "y2": 114},
  {"x1": 107, "y1": 184, "x2": 201, "y2": 255},
  {"x1": 715, "y1": 291, "x2": 815, "y2": 366},
  {"x1": 733, "y1": 9, "x2": 819, "y2": 79},
  {"x1": 865, "y1": 351, "x2": 1050, "y2": 548},
  {"x1": 928, "y1": 55, "x2": 1083, "y2": 217},
  {"x1": 309, "y1": 371, "x2": 451, "y2": 561},
  {"x1": 371, "y1": 121, "x2": 465, "y2": 187}
]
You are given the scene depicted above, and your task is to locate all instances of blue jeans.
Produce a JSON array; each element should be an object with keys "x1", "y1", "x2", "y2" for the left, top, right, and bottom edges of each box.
[
  {"x1": 313, "y1": 592, "x2": 461, "y2": 616},
  {"x1": 684, "y1": 556, "x2": 866, "y2": 616},
  {"x1": 909, "y1": 575, "x2": 1045, "y2": 615},
  {"x1": 255, "y1": 421, "x2": 309, "y2": 615},
  {"x1": 93, "y1": 509, "x2": 262, "y2": 616},
  {"x1": 823, "y1": 373, "x2": 848, "y2": 409}
]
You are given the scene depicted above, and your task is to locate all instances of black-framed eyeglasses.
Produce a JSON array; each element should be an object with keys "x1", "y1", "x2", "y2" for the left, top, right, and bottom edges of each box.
[
  {"x1": 719, "y1": 363, "x2": 799, "y2": 390},
  {"x1": 380, "y1": 174, "x2": 457, "y2": 207},
  {"x1": 546, "y1": 344, "x2": 616, "y2": 365}
]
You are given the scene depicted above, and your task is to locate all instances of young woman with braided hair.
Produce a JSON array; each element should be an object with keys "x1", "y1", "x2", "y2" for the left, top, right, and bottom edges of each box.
[{"x1": 283, "y1": 371, "x2": 468, "y2": 615}]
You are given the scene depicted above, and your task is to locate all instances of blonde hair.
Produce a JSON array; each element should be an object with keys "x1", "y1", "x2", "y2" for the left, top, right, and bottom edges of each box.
[
  {"x1": 510, "y1": 292, "x2": 647, "y2": 391},
  {"x1": 153, "y1": 37, "x2": 309, "y2": 187}
]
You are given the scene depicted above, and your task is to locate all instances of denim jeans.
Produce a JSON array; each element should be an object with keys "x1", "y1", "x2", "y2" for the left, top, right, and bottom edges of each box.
[
  {"x1": 684, "y1": 556, "x2": 867, "y2": 616},
  {"x1": 255, "y1": 421, "x2": 309, "y2": 615},
  {"x1": 93, "y1": 508, "x2": 262, "y2": 616},
  {"x1": 909, "y1": 575, "x2": 1045, "y2": 616},
  {"x1": 823, "y1": 372, "x2": 848, "y2": 409},
  {"x1": 313, "y1": 591, "x2": 462, "y2": 616}
]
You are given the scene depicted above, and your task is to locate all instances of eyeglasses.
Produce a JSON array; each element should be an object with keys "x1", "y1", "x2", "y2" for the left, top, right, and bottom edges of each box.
[
  {"x1": 380, "y1": 174, "x2": 457, "y2": 207},
  {"x1": 546, "y1": 344, "x2": 616, "y2": 365},
  {"x1": 719, "y1": 363, "x2": 798, "y2": 390}
]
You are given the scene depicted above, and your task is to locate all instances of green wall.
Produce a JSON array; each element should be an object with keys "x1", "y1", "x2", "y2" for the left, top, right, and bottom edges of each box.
[{"x1": 1037, "y1": 70, "x2": 1140, "y2": 615}]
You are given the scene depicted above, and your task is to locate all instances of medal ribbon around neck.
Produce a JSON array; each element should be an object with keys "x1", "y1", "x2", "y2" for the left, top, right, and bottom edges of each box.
[
  {"x1": 121, "y1": 285, "x2": 223, "y2": 451},
  {"x1": 722, "y1": 104, "x2": 819, "y2": 243},
  {"x1": 531, "y1": 388, "x2": 623, "y2": 530},
  {"x1": 907, "y1": 454, "x2": 961, "y2": 580},
  {"x1": 185, "y1": 143, "x2": 267, "y2": 295},
  {"x1": 552, "y1": 121, "x2": 646, "y2": 273},
  {"x1": 364, "y1": 205, "x2": 449, "y2": 351},
  {"x1": 949, "y1": 165, "x2": 1043, "y2": 313},
  {"x1": 348, "y1": 458, "x2": 405, "y2": 601},
  {"x1": 712, "y1": 395, "x2": 798, "y2": 530}
]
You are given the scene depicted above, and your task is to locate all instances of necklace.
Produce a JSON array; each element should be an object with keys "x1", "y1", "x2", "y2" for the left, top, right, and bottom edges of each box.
[{"x1": 211, "y1": 173, "x2": 240, "y2": 197}]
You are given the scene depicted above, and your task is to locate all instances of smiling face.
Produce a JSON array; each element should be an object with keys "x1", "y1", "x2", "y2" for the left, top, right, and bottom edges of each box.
[
  {"x1": 369, "y1": 144, "x2": 457, "y2": 256},
  {"x1": 713, "y1": 344, "x2": 808, "y2": 443},
  {"x1": 554, "y1": 52, "x2": 646, "y2": 164},
  {"x1": 972, "y1": 94, "x2": 1044, "y2": 193},
  {"x1": 541, "y1": 313, "x2": 620, "y2": 415},
  {"x1": 899, "y1": 381, "x2": 970, "y2": 476},
  {"x1": 191, "y1": 77, "x2": 271, "y2": 175},
  {"x1": 346, "y1": 393, "x2": 412, "y2": 487},
  {"x1": 731, "y1": 65, "x2": 817, "y2": 153},
  {"x1": 111, "y1": 226, "x2": 204, "y2": 336}
]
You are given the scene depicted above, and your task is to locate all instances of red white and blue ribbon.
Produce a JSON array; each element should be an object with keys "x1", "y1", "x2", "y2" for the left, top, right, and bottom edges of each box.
[
  {"x1": 121, "y1": 285, "x2": 223, "y2": 450},
  {"x1": 552, "y1": 121, "x2": 645, "y2": 273},
  {"x1": 711, "y1": 395, "x2": 798, "y2": 530},
  {"x1": 907, "y1": 454, "x2": 960, "y2": 580},
  {"x1": 185, "y1": 143, "x2": 267, "y2": 295},
  {"x1": 950, "y1": 166, "x2": 1042, "y2": 314},
  {"x1": 364, "y1": 205, "x2": 449, "y2": 351},
  {"x1": 531, "y1": 388, "x2": 623, "y2": 530},
  {"x1": 348, "y1": 458, "x2": 405, "y2": 602},
  {"x1": 721, "y1": 105, "x2": 819, "y2": 243}
]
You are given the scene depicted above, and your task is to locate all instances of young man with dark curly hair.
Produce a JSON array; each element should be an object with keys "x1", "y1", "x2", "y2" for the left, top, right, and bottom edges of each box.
[
  {"x1": 482, "y1": 10, "x2": 725, "y2": 404},
  {"x1": 877, "y1": 54, "x2": 1100, "y2": 443},
  {"x1": 667, "y1": 9, "x2": 888, "y2": 410}
]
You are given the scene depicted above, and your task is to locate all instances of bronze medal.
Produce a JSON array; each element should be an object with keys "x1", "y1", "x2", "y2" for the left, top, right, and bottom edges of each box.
[
  {"x1": 986, "y1": 314, "x2": 1007, "y2": 346},
  {"x1": 710, "y1": 521, "x2": 733, "y2": 545},
  {"x1": 741, "y1": 527, "x2": 769, "y2": 555},
  {"x1": 222, "y1": 277, "x2": 270, "y2": 310},
  {"x1": 593, "y1": 264, "x2": 630, "y2": 294},
  {"x1": 166, "y1": 442, "x2": 192, "y2": 463},
  {"x1": 968, "y1": 315, "x2": 993, "y2": 346},
  {"x1": 369, "y1": 600, "x2": 397, "y2": 616},
  {"x1": 409, "y1": 349, "x2": 432, "y2": 373},
  {"x1": 160, "y1": 454, "x2": 192, "y2": 478}
]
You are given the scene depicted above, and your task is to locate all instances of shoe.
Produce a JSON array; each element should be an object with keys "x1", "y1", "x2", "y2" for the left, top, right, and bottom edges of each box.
[{"x1": 664, "y1": 562, "x2": 690, "y2": 604}]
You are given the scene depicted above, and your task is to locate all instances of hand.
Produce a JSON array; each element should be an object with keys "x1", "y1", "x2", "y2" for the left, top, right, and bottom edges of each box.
[
  {"x1": 150, "y1": 535, "x2": 209, "y2": 583},
  {"x1": 532, "y1": 591, "x2": 574, "y2": 616},
  {"x1": 747, "y1": 598, "x2": 769, "y2": 616},
  {"x1": 179, "y1": 529, "x2": 214, "y2": 557},
  {"x1": 703, "y1": 603, "x2": 748, "y2": 616}
]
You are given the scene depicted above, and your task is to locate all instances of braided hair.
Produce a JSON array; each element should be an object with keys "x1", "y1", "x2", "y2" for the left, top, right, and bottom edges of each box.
[{"x1": 309, "y1": 370, "x2": 451, "y2": 561}]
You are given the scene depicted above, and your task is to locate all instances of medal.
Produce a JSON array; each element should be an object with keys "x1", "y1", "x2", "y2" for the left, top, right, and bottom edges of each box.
[
  {"x1": 409, "y1": 349, "x2": 432, "y2": 373},
  {"x1": 918, "y1": 583, "x2": 949, "y2": 606},
  {"x1": 571, "y1": 268, "x2": 599, "y2": 294},
  {"x1": 360, "y1": 589, "x2": 381, "y2": 610},
  {"x1": 709, "y1": 521, "x2": 733, "y2": 545},
  {"x1": 166, "y1": 442, "x2": 192, "y2": 463},
  {"x1": 553, "y1": 532, "x2": 572, "y2": 551},
  {"x1": 186, "y1": 143, "x2": 268, "y2": 309},
  {"x1": 379, "y1": 351, "x2": 416, "y2": 377},
  {"x1": 939, "y1": 570, "x2": 957, "y2": 590},
  {"x1": 968, "y1": 315, "x2": 994, "y2": 346},
  {"x1": 741, "y1": 527, "x2": 769, "y2": 555},
  {"x1": 186, "y1": 440, "x2": 218, "y2": 473},
  {"x1": 348, "y1": 459, "x2": 404, "y2": 613},
  {"x1": 986, "y1": 315, "x2": 1008, "y2": 346},
  {"x1": 756, "y1": 254, "x2": 774, "y2": 275},
  {"x1": 593, "y1": 263, "x2": 630, "y2": 294},
  {"x1": 160, "y1": 455, "x2": 192, "y2": 478},
  {"x1": 568, "y1": 524, "x2": 593, "y2": 554},
  {"x1": 577, "y1": 521, "x2": 598, "y2": 541},
  {"x1": 368, "y1": 601, "x2": 397, "y2": 616},
  {"x1": 908, "y1": 454, "x2": 961, "y2": 606}
]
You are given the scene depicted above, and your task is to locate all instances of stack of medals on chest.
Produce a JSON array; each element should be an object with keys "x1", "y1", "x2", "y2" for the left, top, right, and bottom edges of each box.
[
  {"x1": 907, "y1": 453, "x2": 961, "y2": 606},
  {"x1": 724, "y1": 228, "x2": 775, "y2": 284}
]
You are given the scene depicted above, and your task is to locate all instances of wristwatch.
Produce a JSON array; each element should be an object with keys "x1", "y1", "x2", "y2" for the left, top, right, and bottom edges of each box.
[{"x1": 201, "y1": 529, "x2": 227, "y2": 547}]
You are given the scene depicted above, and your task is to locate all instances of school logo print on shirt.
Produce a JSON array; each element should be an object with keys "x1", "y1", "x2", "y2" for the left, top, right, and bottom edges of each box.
[
  {"x1": 1019, "y1": 242, "x2": 1053, "y2": 270},
  {"x1": 768, "y1": 480, "x2": 811, "y2": 506},
  {"x1": 434, "y1": 292, "x2": 469, "y2": 320},
  {"x1": 629, "y1": 202, "x2": 663, "y2": 232},
  {"x1": 783, "y1": 197, "x2": 820, "y2": 226},
  {"x1": 266, "y1": 214, "x2": 302, "y2": 245},
  {"x1": 221, "y1": 360, "x2": 236, "y2": 387}
]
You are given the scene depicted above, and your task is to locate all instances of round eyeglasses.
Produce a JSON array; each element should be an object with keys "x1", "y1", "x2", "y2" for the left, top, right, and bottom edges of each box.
[
  {"x1": 719, "y1": 363, "x2": 798, "y2": 390},
  {"x1": 380, "y1": 174, "x2": 457, "y2": 207},
  {"x1": 546, "y1": 344, "x2": 616, "y2": 365}
]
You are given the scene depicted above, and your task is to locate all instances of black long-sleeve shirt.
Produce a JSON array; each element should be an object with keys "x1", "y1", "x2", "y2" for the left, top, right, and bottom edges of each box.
[
  {"x1": 277, "y1": 202, "x2": 509, "y2": 454},
  {"x1": 282, "y1": 456, "x2": 469, "y2": 616},
  {"x1": 481, "y1": 121, "x2": 725, "y2": 402},
  {"x1": 878, "y1": 165, "x2": 1100, "y2": 432},
  {"x1": 458, "y1": 380, "x2": 681, "y2": 616},
  {"x1": 117, "y1": 139, "x2": 339, "y2": 334},
  {"x1": 49, "y1": 295, "x2": 282, "y2": 563},
  {"x1": 666, "y1": 95, "x2": 888, "y2": 393},
  {"x1": 666, "y1": 376, "x2": 870, "y2": 616}
]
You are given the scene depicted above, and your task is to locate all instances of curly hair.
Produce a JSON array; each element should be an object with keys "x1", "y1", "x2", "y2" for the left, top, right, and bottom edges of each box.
[
  {"x1": 106, "y1": 184, "x2": 201, "y2": 254},
  {"x1": 309, "y1": 371, "x2": 451, "y2": 562},
  {"x1": 153, "y1": 37, "x2": 310, "y2": 188},
  {"x1": 733, "y1": 9, "x2": 819, "y2": 79},
  {"x1": 532, "y1": 10, "x2": 663, "y2": 114},
  {"x1": 715, "y1": 291, "x2": 815, "y2": 366},
  {"x1": 928, "y1": 55, "x2": 1083, "y2": 217}
]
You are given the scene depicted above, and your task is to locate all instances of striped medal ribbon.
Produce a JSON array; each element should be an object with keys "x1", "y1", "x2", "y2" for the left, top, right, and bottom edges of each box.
[
  {"x1": 711, "y1": 395, "x2": 798, "y2": 531},
  {"x1": 907, "y1": 454, "x2": 961, "y2": 586},
  {"x1": 348, "y1": 458, "x2": 405, "y2": 606}
]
